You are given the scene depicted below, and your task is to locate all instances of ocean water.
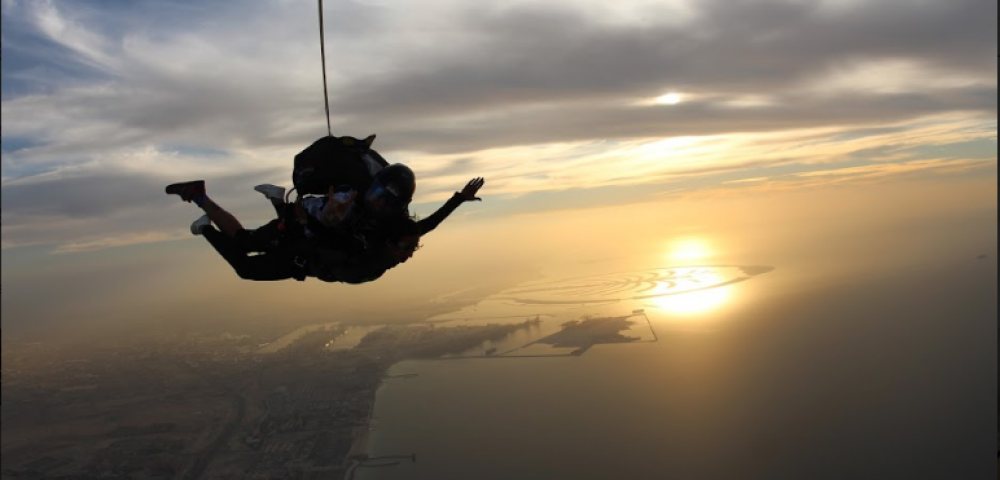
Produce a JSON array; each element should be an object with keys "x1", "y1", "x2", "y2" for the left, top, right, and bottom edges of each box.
[
  {"x1": 350, "y1": 185, "x2": 998, "y2": 480},
  {"x1": 354, "y1": 255, "x2": 996, "y2": 479},
  {"x1": 344, "y1": 180, "x2": 999, "y2": 479}
]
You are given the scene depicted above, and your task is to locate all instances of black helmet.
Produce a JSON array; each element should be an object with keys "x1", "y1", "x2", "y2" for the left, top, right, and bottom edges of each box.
[{"x1": 373, "y1": 164, "x2": 416, "y2": 203}]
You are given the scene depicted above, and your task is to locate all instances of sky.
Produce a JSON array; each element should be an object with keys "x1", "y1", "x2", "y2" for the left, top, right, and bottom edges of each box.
[{"x1": 1, "y1": 0, "x2": 997, "y2": 337}]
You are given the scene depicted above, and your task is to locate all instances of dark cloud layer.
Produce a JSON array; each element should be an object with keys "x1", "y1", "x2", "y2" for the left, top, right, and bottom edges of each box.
[
  {"x1": 373, "y1": 87, "x2": 997, "y2": 154},
  {"x1": 1, "y1": 173, "x2": 169, "y2": 219},
  {"x1": 337, "y1": 0, "x2": 996, "y2": 119},
  {"x1": 3, "y1": 0, "x2": 994, "y2": 155},
  {"x1": 5, "y1": 0, "x2": 997, "y2": 153}
]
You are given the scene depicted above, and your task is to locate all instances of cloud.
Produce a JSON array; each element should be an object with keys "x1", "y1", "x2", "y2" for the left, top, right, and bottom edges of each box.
[
  {"x1": 1, "y1": 160, "x2": 288, "y2": 252},
  {"x1": 1, "y1": 0, "x2": 996, "y2": 252},
  {"x1": 689, "y1": 157, "x2": 997, "y2": 198},
  {"x1": 795, "y1": 158, "x2": 994, "y2": 179},
  {"x1": 369, "y1": 88, "x2": 996, "y2": 154},
  {"x1": 336, "y1": 0, "x2": 995, "y2": 120},
  {"x1": 3, "y1": 0, "x2": 995, "y2": 155},
  {"x1": 2, "y1": 113, "x2": 994, "y2": 253},
  {"x1": 52, "y1": 230, "x2": 190, "y2": 254},
  {"x1": 30, "y1": 0, "x2": 121, "y2": 73}
]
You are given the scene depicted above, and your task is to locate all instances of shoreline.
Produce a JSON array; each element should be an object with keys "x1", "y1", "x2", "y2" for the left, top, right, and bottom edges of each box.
[{"x1": 343, "y1": 366, "x2": 392, "y2": 480}]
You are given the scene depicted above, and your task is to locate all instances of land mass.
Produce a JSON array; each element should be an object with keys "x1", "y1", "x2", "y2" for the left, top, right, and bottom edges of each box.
[
  {"x1": 530, "y1": 316, "x2": 640, "y2": 355},
  {"x1": 1, "y1": 320, "x2": 536, "y2": 480}
]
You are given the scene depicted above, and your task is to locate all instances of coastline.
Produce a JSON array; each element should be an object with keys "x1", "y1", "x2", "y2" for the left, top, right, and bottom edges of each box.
[
  {"x1": 343, "y1": 366, "x2": 388, "y2": 480},
  {"x1": 343, "y1": 405, "x2": 373, "y2": 480}
]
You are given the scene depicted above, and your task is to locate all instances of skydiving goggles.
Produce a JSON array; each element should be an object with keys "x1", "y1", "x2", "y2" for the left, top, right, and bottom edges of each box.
[{"x1": 367, "y1": 179, "x2": 410, "y2": 210}]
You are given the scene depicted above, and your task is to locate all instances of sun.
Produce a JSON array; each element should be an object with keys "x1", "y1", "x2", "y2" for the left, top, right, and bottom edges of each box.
[
  {"x1": 667, "y1": 238, "x2": 713, "y2": 263},
  {"x1": 654, "y1": 93, "x2": 684, "y2": 105}
]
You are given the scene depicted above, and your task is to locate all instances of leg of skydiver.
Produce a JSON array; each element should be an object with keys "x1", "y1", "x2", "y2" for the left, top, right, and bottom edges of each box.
[
  {"x1": 201, "y1": 226, "x2": 298, "y2": 281},
  {"x1": 201, "y1": 198, "x2": 244, "y2": 237},
  {"x1": 190, "y1": 213, "x2": 285, "y2": 254},
  {"x1": 165, "y1": 180, "x2": 244, "y2": 237},
  {"x1": 232, "y1": 219, "x2": 285, "y2": 253}
]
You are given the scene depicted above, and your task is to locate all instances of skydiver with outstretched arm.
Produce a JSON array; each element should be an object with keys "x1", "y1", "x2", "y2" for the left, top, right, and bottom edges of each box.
[
  {"x1": 163, "y1": 177, "x2": 485, "y2": 283},
  {"x1": 311, "y1": 177, "x2": 486, "y2": 284}
]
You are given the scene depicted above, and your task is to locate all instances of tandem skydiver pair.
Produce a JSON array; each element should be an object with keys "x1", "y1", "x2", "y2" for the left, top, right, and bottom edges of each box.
[{"x1": 166, "y1": 135, "x2": 485, "y2": 284}]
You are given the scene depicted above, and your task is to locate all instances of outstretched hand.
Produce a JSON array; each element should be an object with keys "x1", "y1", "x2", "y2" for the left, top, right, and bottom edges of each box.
[{"x1": 459, "y1": 177, "x2": 485, "y2": 202}]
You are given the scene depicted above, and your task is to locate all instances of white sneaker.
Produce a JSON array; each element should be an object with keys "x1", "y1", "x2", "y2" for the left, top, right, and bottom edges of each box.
[
  {"x1": 190, "y1": 215, "x2": 212, "y2": 236},
  {"x1": 254, "y1": 184, "x2": 286, "y2": 202}
]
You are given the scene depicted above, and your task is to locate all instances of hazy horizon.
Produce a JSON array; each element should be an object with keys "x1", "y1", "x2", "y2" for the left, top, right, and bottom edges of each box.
[{"x1": 3, "y1": 174, "x2": 995, "y2": 341}]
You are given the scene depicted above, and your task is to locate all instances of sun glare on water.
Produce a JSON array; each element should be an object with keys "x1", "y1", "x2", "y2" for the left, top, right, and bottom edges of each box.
[
  {"x1": 652, "y1": 239, "x2": 733, "y2": 315},
  {"x1": 653, "y1": 284, "x2": 733, "y2": 315}
]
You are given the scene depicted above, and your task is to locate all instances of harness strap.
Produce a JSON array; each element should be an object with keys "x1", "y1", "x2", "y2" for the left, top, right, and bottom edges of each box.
[{"x1": 292, "y1": 255, "x2": 309, "y2": 281}]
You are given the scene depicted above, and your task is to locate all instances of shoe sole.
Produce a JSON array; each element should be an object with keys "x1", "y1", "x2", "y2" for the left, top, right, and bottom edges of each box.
[{"x1": 165, "y1": 180, "x2": 205, "y2": 195}]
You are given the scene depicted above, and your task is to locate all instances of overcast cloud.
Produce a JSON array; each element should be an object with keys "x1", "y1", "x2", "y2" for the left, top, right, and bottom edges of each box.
[{"x1": 1, "y1": 0, "x2": 996, "y2": 252}]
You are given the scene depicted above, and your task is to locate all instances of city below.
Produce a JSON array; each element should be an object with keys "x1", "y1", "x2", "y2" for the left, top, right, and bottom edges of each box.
[{"x1": 1, "y1": 315, "x2": 637, "y2": 479}]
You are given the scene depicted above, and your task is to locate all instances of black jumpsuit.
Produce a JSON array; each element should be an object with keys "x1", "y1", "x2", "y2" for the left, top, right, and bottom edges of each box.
[{"x1": 203, "y1": 193, "x2": 467, "y2": 283}]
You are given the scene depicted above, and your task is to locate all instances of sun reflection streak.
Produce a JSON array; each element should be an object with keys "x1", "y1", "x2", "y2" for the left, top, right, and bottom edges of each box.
[{"x1": 651, "y1": 284, "x2": 733, "y2": 315}]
